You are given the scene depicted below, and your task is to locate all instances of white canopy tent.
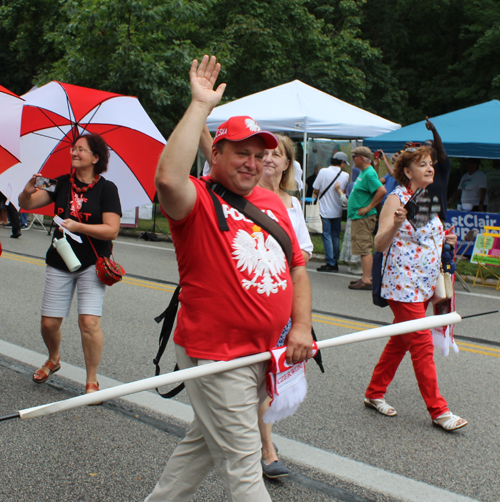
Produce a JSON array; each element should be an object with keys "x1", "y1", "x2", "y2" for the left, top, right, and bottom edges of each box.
[{"x1": 206, "y1": 80, "x2": 400, "y2": 204}]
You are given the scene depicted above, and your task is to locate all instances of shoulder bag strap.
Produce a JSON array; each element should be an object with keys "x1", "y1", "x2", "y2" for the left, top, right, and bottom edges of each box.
[
  {"x1": 205, "y1": 181, "x2": 293, "y2": 266},
  {"x1": 382, "y1": 244, "x2": 392, "y2": 277},
  {"x1": 153, "y1": 285, "x2": 184, "y2": 398},
  {"x1": 318, "y1": 170, "x2": 342, "y2": 201}
]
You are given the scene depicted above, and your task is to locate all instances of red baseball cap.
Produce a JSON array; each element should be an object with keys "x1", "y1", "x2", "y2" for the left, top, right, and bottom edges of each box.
[{"x1": 213, "y1": 116, "x2": 278, "y2": 149}]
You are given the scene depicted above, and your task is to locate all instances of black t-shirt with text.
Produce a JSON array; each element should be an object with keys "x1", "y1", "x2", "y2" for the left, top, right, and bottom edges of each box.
[{"x1": 46, "y1": 174, "x2": 122, "y2": 271}]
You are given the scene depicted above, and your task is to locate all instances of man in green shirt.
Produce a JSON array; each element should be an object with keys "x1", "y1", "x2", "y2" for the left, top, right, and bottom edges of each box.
[{"x1": 347, "y1": 146, "x2": 386, "y2": 290}]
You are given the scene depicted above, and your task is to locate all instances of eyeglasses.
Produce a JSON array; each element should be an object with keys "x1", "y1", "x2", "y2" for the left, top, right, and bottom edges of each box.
[{"x1": 70, "y1": 146, "x2": 93, "y2": 154}]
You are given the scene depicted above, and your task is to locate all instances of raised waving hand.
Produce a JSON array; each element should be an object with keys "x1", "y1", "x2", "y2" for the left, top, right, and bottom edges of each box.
[{"x1": 189, "y1": 55, "x2": 226, "y2": 111}]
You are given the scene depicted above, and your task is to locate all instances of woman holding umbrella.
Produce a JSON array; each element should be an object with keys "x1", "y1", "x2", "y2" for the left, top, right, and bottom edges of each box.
[{"x1": 19, "y1": 133, "x2": 122, "y2": 397}]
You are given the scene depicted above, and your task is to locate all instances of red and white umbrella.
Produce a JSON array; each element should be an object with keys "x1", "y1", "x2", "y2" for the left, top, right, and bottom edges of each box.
[
  {"x1": 0, "y1": 81, "x2": 166, "y2": 211},
  {"x1": 0, "y1": 85, "x2": 24, "y2": 175}
]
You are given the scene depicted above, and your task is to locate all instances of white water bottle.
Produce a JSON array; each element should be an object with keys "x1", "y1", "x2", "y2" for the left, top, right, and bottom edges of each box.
[{"x1": 52, "y1": 236, "x2": 81, "y2": 272}]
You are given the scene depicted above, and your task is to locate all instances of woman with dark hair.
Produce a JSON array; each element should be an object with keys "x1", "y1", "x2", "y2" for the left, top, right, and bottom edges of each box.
[
  {"x1": 19, "y1": 133, "x2": 122, "y2": 397},
  {"x1": 364, "y1": 146, "x2": 467, "y2": 432}
]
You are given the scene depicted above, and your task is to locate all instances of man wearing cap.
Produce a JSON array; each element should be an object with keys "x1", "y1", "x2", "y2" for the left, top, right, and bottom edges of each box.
[
  {"x1": 347, "y1": 147, "x2": 386, "y2": 290},
  {"x1": 313, "y1": 152, "x2": 350, "y2": 272},
  {"x1": 146, "y1": 56, "x2": 312, "y2": 502}
]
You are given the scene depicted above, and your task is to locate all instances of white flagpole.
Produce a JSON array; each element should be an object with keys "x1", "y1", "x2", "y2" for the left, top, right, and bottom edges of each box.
[{"x1": 15, "y1": 312, "x2": 461, "y2": 420}]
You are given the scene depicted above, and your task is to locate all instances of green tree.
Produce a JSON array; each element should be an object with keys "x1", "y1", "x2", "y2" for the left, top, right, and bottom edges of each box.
[
  {"x1": 360, "y1": 0, "x2": 499, "y2": 123},
  {"x1": 306, "y1": 0, "x2": 408, "y2": 123},
  {"x1": 0, "y1": 0, "x2": 63, "y2": 94},
  {"x1": 39, "y1": 0, "x2": 213, "y2": 136},
  {"x1": 359, "y1": 0, "x2": 468, "y2": 123},
  {"x1": 4, "y1": 0, "x2": 497, "y2": 135},
  {"x1": 199, "y1": 0, "x2": 406, "y2": 124},
  {"x1": 450, "y1": 0, "x2": 500, "y2": 104}
]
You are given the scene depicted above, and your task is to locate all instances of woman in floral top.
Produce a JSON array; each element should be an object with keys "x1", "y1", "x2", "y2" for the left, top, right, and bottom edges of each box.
[{"x1": 363, "y1": 146, "x2": 467, "y2": 432}]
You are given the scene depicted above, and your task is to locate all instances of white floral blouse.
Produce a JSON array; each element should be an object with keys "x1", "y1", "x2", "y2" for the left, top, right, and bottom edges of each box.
[{"x1": 381, "y1": 186, "x2": 444, "y2": 303}]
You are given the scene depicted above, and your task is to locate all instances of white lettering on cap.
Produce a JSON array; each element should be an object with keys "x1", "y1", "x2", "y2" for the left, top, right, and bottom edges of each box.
[{"x1": 215, "y1": 127, "x2": 227, "y2": 139}]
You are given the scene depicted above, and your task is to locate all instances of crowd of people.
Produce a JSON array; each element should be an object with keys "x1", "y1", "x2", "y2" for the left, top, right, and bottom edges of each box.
[{"x1": 0, "y1": 54, "x2": 474, "y2": 501}]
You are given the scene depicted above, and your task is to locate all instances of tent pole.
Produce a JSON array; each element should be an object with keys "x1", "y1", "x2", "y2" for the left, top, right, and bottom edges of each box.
[{"x1": 302, "y1": 131, "x2": 308, "y2": 213}]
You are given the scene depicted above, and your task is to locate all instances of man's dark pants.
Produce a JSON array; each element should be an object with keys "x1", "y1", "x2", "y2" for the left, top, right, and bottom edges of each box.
[{"x1": 321, "y1": 216, "x2": 341, "y2": 266}]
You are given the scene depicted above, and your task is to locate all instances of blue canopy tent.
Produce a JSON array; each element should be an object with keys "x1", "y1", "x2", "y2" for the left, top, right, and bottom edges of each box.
[{"x1": 364, "y1": 100, "x2": 500, "y2": 159}]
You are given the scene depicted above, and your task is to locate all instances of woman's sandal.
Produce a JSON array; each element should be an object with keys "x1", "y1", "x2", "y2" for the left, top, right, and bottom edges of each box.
[
  {"x1": 432, "y1": 412, "x2": 468, "y2": 431},
  {"x1": 364, "y1": 398, "x2": 397, "y2": 417},
  {"x1": 86, "y1": 382, "x2": 102, "y2": 406},
  {"x1": 32, "y1": 358, "x2": 61, "y2": 384}
]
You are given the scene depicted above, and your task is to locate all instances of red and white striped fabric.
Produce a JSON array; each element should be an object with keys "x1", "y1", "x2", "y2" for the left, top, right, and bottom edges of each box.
[
  {"x1": 263, "y1": 341, "x2": 318, "y2": 424},
  {"x1": 0, "y1": 85, "x2": 23, "y2": 175}
]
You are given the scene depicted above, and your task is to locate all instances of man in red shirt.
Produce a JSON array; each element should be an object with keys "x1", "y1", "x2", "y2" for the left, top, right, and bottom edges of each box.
[{"x1": 146, "y1": 56, "x2": 313, "y2": 502}]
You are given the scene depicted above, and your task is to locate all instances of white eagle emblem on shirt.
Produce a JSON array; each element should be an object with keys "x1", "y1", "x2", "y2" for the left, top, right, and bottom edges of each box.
[{"x1": 232, "y1": 227, "x2": 287, "y2": 296}]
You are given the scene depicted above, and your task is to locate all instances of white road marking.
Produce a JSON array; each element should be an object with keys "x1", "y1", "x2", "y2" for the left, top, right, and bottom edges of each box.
[
  {"x1": 0, "y1": 339, "x2": 479, "y2": 502},
  {"x1": 113, "y1": 239, "x2": 175, "y2": 251}
]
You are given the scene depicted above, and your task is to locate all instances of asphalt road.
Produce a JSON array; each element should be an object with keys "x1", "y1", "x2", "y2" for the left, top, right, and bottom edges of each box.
[{"x1": 1, "y1": 224, "x2": 499, "y2": 502}]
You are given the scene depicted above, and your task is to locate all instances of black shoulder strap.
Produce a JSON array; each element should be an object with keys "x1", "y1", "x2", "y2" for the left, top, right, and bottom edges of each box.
[
  {"x1": 153, "y1": 285, "x2": 185, "y2": 398},
  {"x1": 318, "y1": 169, "x2": 342, "y2": 201},
  {"x1": 205, "y1": 180, "x2": 293, "y2": 266}
]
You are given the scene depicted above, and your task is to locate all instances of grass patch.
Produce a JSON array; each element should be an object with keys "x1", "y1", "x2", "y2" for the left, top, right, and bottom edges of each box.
[
  {"x1": 309, "y1": 232, "x2": 345, "y2": 256},
  {"x1": 135, "y1": 215, "x2": 170, "y2": 233},
  {"x1": 309, "y1": 233, "x2": 323, "y2": 255},
  {"x1": 456, "y1": 259, "x2": 479, "y2": 276}
]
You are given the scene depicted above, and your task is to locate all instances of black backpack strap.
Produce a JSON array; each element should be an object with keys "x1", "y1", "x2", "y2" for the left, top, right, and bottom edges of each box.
[
  {"x1": 153, "y1": 285, "x2": 185, "y2": 398},
  {"x1": 205, "y1": 183, "x2": 229, "y2": 232},
  {"x1": 205, "y1": 180, "x2": 293, "y2": 266}
]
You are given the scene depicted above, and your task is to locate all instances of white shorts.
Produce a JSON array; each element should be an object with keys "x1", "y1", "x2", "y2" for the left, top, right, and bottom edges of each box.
[{"x1": 41, "y1": 265, "x2": 106, "y2": 318}]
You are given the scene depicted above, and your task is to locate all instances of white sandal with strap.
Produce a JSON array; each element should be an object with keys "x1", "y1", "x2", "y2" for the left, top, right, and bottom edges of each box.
[
  {"x1": 433, "y1": 412, "x2": 468, "y2": 431},
  {"x1": 364, "y1": 398, "x2": 397, "y2": 417}
]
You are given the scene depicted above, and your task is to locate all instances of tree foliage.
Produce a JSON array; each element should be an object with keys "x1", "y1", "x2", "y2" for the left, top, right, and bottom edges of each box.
[
  {"x1": 359, "y1": 0, "x2": 500, "y2": 122},
  {"x1": 37, "y1": 0, "x2": 214, "y2": 135},
  {"x1": 0, "y1": 0, "x2": 63, "y2": 94},
  {"x1": 0, "y1": 0, "x2": 499, "y2": 135},
  {"x1": 451, "y1": 0, "x2": 500, "y2": 104}
]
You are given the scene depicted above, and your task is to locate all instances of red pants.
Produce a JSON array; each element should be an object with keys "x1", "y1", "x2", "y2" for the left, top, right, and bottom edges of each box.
[{"x1": 365, "y1": 300, "x2": 448, "y2": 420}]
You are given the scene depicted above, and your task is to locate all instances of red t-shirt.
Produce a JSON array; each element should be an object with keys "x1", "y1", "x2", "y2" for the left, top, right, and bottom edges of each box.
[{"x1": 165, "y1": 176, "x2": 305, "y2": 361}]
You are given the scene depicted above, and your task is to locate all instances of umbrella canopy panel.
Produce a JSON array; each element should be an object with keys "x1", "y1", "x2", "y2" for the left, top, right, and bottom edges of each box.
[
  {"x1": 0, "y1": 81, "x2": 166, "y2": 211},
  {"x1": 0, "y1": 85, "x2": 24, "y2": 174}
]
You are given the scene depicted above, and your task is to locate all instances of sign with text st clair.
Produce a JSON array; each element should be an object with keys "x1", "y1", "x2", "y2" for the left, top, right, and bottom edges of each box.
[{"x1": 445, "y1": 210, "x2": 500, "y2": 256}]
